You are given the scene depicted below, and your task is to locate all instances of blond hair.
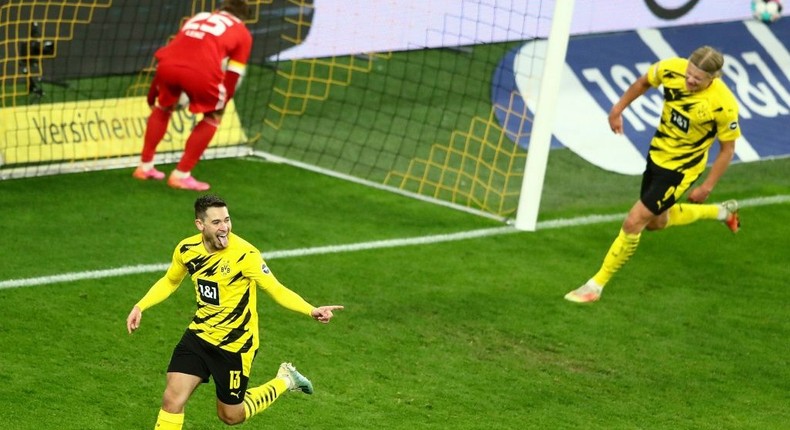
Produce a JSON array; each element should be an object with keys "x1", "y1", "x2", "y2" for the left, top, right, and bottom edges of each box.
[{"x1": 688, "y1": 46, "x2": 724, "y2": 78}]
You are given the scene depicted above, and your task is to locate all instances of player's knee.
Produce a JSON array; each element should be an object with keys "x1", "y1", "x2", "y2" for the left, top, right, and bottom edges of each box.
[
  {"x1": 204, "y1": 111, "x2": 224, "y2": 127},
  {"x1": 216, "y1": 413, "x2": 244, "y2": 425},
  {"x1": 216, "y1": 406, "x2": 245, "y2": 425},
  {"x1": 645, "y1": 213, "x2": 669, "y2": 231},
  {"x1": 623, "y1": 206, "x2": 660, "y2": 233},
  {"x1": 157, "y1": 103, "x2": 178, "y2": 113},
  {"x1": 160, "y1": 398, "x2": 184, "y2": 414},
  {"x1": 160, "y1": 390, "x2": 188, "y2": 413}
]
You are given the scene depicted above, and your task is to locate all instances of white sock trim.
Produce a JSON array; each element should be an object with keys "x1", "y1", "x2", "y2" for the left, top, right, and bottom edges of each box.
[
  {"x1": 717, "y1": 205, "x2": 728, "y2": 221},
  {"x1": 171, "y1": 169, "x2": 190, "y2": 179}
]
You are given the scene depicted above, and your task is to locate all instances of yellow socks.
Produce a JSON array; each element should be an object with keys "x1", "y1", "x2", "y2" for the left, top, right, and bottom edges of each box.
[
  {"x1": 584, "y1": 203, "x2": 723, "y2": 294},
  {"x1": 155, "y1": 409, "x2": 183, "y2": 430},
  {"x1": 591, "y1": 228, "x2": 641, "y2": 287},
  {"x1": 153, "y1": 378, "x2": 288, "y2": 428},
  {"x1": 665, "y1": 203, "x2": 719, "y2": 227},
  {"x1": 243, "y1": 378, "x2": 288, "y2": 420}
]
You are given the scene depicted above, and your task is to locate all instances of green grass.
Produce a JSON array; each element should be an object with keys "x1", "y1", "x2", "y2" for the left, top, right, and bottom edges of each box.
[{"x1": 0, "y1": 156, "x2": 788, "y2": 429}]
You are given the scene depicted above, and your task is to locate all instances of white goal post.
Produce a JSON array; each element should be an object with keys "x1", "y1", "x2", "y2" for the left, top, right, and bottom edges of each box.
[{"x1": 514, "y1": 0, "x2": 576, "y2": 231}]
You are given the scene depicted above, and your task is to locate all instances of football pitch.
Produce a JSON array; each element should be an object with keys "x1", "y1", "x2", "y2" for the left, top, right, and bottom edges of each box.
[{"x1": 1, "y1": 155, "x2": 788, "y2": 429}]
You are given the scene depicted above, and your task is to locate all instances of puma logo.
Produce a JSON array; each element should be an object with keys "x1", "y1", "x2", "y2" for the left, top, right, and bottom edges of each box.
[{"x1": 229, "y1": 391, "x2": 240, "y2": 399}]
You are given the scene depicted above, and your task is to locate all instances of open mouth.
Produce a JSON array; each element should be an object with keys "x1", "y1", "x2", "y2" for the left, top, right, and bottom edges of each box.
[{"x1": 218, "y1": 233, "x2": 228, "y2": 248}]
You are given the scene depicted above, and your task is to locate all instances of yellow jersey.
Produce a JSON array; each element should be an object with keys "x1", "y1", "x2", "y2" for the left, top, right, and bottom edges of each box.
[
  {"x1": 136, "y1": 232, "x2": 314, "y2": 353},
  {"x1": 645, "y1": 57, "x2": 740, "y2": 175}
]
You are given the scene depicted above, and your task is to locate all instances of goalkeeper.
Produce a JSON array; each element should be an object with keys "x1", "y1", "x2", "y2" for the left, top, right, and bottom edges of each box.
[
  {"x1": 565, "y1": 45, "x2": 742, "y2": 303},
  {"x1": 132, "y1": 0, "x2": 253, "y2": 191},
  {"x1": 126, "y1": 195, "x2": 343, "y2": 429}
]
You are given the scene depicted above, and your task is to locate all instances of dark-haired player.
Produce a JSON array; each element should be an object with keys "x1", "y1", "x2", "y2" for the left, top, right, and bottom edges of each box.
[{"x1": 126, "y1": 195, "x2": 343, "y2": 428}]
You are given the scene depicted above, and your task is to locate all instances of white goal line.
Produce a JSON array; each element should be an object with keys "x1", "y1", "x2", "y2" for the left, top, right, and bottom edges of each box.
[{"x1": 1, "y1": 195, "x2": 787, "y2": 290}]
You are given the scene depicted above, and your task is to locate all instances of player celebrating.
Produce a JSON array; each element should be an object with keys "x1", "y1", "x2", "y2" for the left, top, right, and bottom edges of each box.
[
  {"x1": 132, "y1": 0, "x2": 253, "y2": 191},
  {"x1": 565, "y1": 45, "x2": 742, "y2": 303},
  {"x1": 126, "y1": 195, "x2": 343, "y2": 429}
]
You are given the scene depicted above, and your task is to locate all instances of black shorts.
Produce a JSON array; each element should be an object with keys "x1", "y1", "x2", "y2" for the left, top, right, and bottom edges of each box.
[
  {"x1": 168, "y1": 329, "x2": 253, "y2": 405},
  {"x1": 639, "y1": 156, "x2": 697, "y2": 215}
]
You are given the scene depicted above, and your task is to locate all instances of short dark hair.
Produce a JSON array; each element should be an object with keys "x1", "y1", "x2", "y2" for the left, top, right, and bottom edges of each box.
[
  {"x1": 220, "y1": 0, "x2": 252, "y2": 20},
  {"x1": 195, "y1": 195, "x2": 227, "y2": 220}
]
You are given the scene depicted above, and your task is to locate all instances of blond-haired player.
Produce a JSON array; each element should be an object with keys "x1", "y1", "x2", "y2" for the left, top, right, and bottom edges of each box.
[{"x1": 566, "y1": 46, "x2": 741, "y2": 303}]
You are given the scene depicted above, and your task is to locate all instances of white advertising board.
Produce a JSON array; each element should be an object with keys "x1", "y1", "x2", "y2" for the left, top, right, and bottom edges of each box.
[{"x1": 272, "y1": 1, "x2": 755, "y2": 60}]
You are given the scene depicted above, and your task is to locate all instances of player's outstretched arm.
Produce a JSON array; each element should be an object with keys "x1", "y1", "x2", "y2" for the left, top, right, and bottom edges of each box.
[
  {"x1": 126, "y1": 305, "x2": 142, "y2": 334},
  {"x1": 311, "y1": 305, "x2": 344, "y2": 324},
  {"x1": 609, "y1": 74, "x2": 651, "y2": 134}
]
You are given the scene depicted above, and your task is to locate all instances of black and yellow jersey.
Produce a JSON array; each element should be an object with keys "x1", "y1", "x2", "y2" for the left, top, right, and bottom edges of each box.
[
  {"x1": 135, "y1": 232, "x2": 314, "y2": 353},
  {"x1": 645, "y1": 57, "x2": 740, "y2": 175}
]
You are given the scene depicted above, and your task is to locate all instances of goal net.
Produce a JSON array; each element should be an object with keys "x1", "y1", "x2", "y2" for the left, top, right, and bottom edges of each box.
[{"x1": 1, "y1": 0, "x2": 569, "y2": 227}]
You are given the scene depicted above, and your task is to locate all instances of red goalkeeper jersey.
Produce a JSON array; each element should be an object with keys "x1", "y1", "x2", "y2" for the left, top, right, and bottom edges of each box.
[{"x1": 155, "y1": 10, "x2": 252, "y2": 85}]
